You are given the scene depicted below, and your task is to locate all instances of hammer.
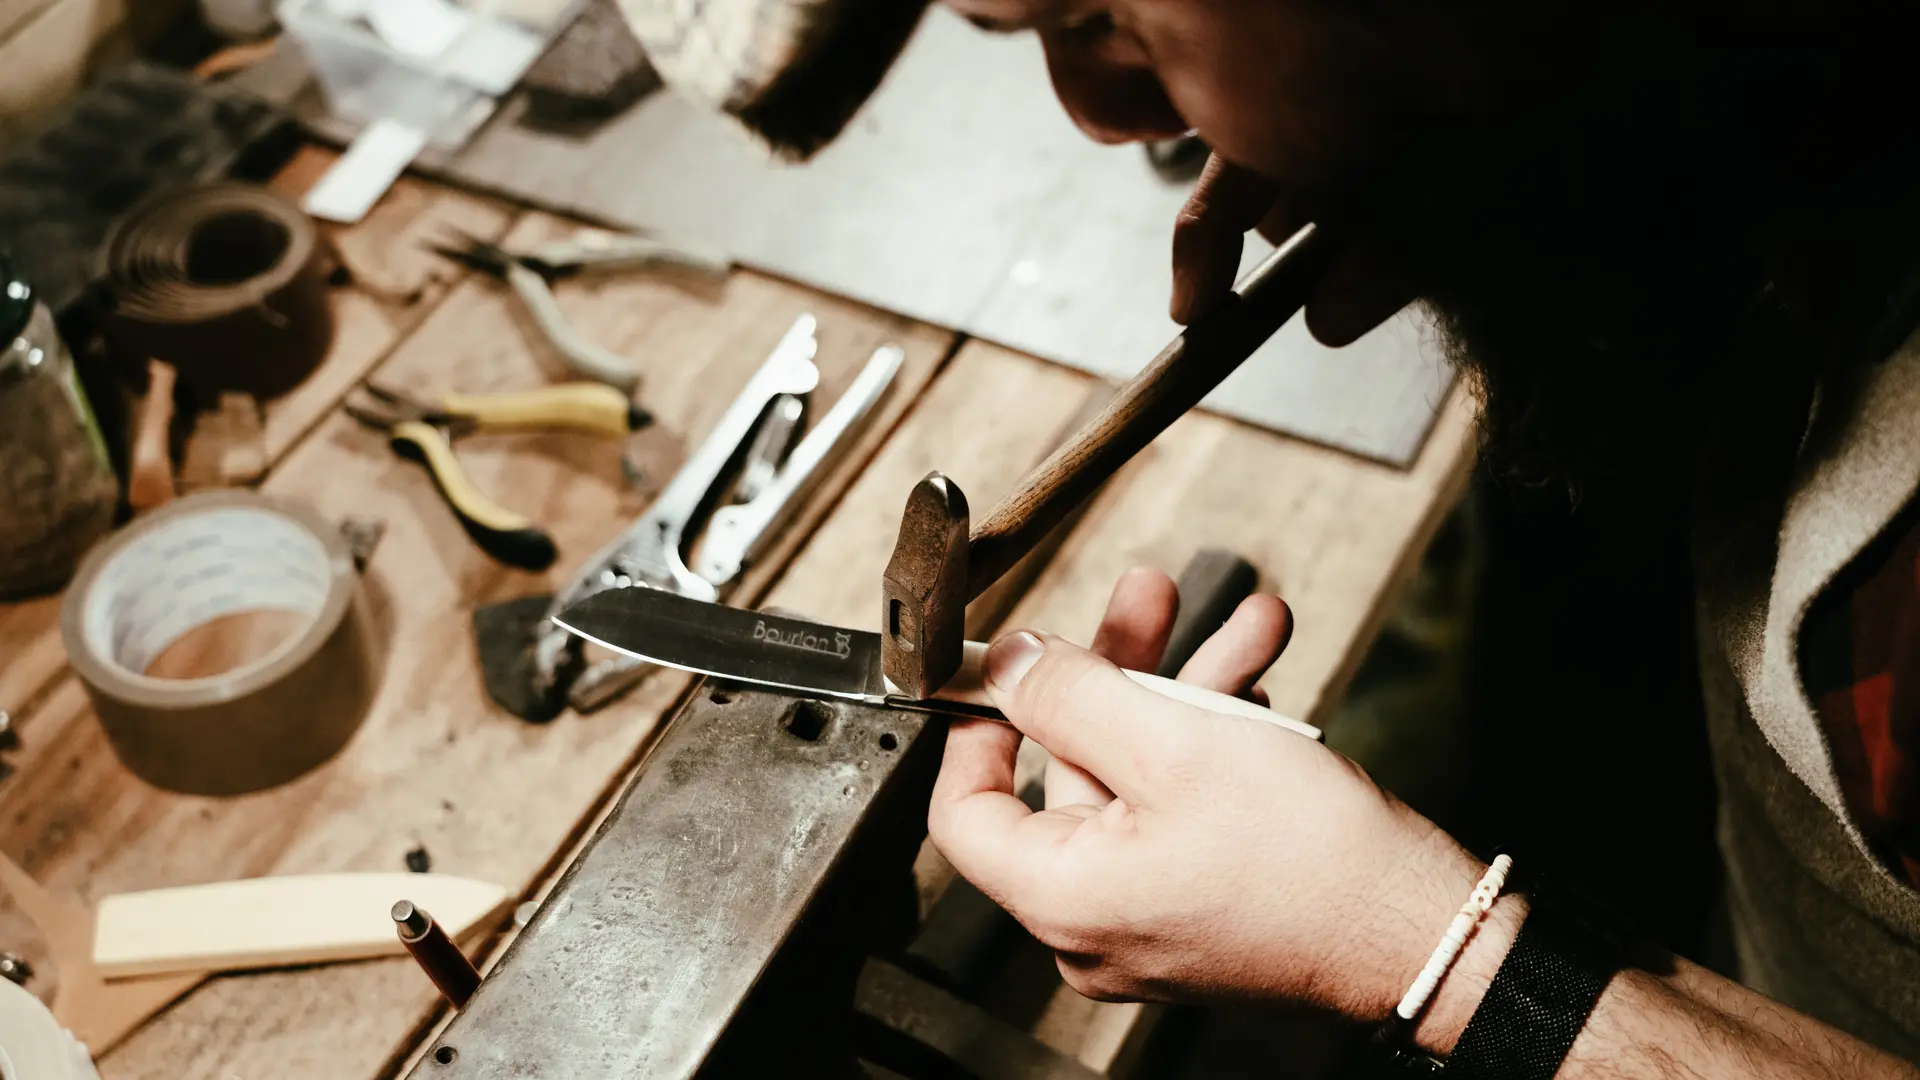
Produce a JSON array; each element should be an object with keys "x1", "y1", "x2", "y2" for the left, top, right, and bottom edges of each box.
[{"x1": 880, "y1": 224, "x2": 1333, "y2": 698}]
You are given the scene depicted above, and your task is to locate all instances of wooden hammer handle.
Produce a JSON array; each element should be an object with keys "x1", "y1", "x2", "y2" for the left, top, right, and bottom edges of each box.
[{"x1": 964, "y1": 224, "x2": 1333, "y2": 598}]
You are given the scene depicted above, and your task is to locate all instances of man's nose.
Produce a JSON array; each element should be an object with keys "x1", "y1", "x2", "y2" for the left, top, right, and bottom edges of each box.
[{"x1": 1041, "y1": 34, "x2": 1190, "y2": 145}]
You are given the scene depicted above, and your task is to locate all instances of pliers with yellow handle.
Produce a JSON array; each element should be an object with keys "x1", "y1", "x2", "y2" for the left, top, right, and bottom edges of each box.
[{"x1": 344, "y1": 383, "x2": 650, "y2": 571}]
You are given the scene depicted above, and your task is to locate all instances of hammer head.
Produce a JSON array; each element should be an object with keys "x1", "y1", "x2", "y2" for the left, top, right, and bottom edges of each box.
[{"x1": 881, "y1": 473, "x2": 969, "y2": 699}]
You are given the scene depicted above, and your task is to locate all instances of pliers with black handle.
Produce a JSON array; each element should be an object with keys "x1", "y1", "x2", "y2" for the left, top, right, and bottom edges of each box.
[{"x1": 345, "y1": 382, "x2": 649, "y2": 571}]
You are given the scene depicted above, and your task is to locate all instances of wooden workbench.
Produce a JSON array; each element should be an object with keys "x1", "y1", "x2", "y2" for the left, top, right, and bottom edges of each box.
[{"x1": 0, "y1": 146, "x2": 1475, "y2": 1080}]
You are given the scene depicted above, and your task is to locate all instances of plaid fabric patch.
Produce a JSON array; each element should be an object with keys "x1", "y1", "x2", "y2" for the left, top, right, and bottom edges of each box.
[{"x1": 1801, "y1": 498, "x2": 1920, "y2": 887}]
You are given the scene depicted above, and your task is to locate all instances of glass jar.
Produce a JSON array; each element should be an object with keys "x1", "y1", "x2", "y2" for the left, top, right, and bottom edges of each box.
[{"x1": 0, "y1": 252, "x2": 119, "y2": 596}]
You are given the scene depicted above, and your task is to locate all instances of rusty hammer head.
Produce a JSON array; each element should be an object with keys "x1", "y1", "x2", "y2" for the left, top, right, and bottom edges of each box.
[{"x1": 880, "y1": 473, "x2": 969, "y2": 699}]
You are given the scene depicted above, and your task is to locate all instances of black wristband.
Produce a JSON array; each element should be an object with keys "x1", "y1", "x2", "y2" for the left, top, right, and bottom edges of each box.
[{"x1": 1445, "y1": 899, "x2": 1620, "y2": 1080}]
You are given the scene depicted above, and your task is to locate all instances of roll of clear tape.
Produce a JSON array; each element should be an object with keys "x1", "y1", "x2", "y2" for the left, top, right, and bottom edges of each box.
[
  {"x1": 58, "y1": 492, "x2": 375, "y2": 796},
  {"x1": 0, "y1": 979, "x2": 98, "y2": 1080}
]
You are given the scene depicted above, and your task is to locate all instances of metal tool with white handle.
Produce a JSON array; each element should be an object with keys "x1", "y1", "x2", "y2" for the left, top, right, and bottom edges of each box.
[
  {"x1": 524, "y1": 230, "x2": 731, "y2": 281},
  {"x1": 501, "y1": 260, "x2": 642, "y2": 389},
  {"x1": 428, "y1": 227, "x2": 732, "y2": 391},
  {"x1": 554, "y1": 587, "x2": 1323, "y2": 741}
]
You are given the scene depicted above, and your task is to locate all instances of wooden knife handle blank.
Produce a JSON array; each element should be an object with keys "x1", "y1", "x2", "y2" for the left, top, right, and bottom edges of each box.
[
  {"x1": 963, "y1": 224, "x2": 1333, "y2": 599},
  {"x1": 128, "y1": 359, "x2": 178, "y2": 512}
]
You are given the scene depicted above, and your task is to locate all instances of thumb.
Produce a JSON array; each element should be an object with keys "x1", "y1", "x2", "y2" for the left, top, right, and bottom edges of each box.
[{"x1": 984, "y1": 631, "x2": 1215, "y2": 805}]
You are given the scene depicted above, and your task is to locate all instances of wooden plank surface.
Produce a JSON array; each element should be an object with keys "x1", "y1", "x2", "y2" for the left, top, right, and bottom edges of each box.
[
  {"x1": 0, "y1": 184, "x2": 953, "y2": 1077},
  {"x1": 0, "y1": 155, "x2": 510, "y2": 782},
  {"x1": 0, "y1": 597, "x2": 63, "y2": 722},
  {"x1": 0, "y1": 0, "x2": 57, "y2": 47},
  {"x1": 262, "y1": 145, "x2": 517, "y2": 465},
  {"x1": 0, "y1": 157, "x2": 1473, "y2": 1079},
  {"x1": 0, "y1": 0, "x2": 122, "y2": 147}
]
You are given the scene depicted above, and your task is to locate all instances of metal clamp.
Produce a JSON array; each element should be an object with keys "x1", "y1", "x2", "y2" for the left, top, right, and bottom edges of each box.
[
  {"x1": 731, "y1": 395, "x2": 805, "y2": 506},
  {"x1": 697, "y1": 344, "x2": 904, "y2": 589},
  {"x1": 533, "y1": 316, "x2": 822, "y2": 695}
]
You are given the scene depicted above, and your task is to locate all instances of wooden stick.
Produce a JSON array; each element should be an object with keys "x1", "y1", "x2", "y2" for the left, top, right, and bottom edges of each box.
[
  {"x1": 92, "y1": 873, "x2": 511, "y2": 979},
  {"x1": 964, "y1": 224, "x2": 1331, "y2": 599},
  {"x1": 962, "y1": 382, "x2": 1118, "y2": 642},
  {"x1": 127, "y1": 358, "x2": 178, "y2": 512}
]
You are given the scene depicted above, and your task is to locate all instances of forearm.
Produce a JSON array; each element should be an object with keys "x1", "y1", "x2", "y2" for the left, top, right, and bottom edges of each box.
[
  {"x1": 1564, "y1": 959, "x2": 1917, "y2": 1080},
  {"x1": 1412, "y1": 898, "x2": 1919, "y2": 1079}
]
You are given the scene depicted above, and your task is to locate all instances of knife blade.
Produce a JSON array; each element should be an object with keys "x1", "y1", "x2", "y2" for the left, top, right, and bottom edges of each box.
[{"x1": 553, "y1": 588, "x2": 1322, "y2": 740}]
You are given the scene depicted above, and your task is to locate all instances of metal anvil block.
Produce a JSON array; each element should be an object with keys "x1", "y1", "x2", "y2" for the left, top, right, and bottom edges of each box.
[{"x1": 412, "y1": 686, "x2": 939, "y2": 1078}]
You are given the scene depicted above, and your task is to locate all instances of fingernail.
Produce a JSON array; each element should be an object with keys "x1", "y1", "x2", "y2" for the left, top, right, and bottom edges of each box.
[
  {"x1": 986, "y1": 631, "x2": 1045, "y2": 691},
  {"x1": 1169, "y1": 275, "x2": 1193, "y2": 324}
]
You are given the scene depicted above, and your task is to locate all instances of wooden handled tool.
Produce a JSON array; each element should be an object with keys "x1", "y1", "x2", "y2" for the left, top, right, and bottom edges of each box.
[
  {"x1": 438, "y1": 383, "x2": 645, "y2": 438},
  {"x1": 386, "y1": 420, "x2": 560, "y2": 571},
  {"x1": 882, "y1": 224, "x2": 1332, "y2": 698},
  {"x1": 127, "y1": 359, "x2": 178, "y2": 512},
  {"x1": 362, "y1": 381, "x2": 647, "y2": 438}
]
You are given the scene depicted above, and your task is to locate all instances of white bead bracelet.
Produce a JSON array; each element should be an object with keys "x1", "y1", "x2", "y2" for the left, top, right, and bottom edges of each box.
[{"x1": 1395, "y1": 854, "x2": 1514, "y2": 1021}]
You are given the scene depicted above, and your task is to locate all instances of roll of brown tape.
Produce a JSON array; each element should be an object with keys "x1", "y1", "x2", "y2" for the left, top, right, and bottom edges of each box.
[
  {"x1": 99, "y1": 183, "x2": 334, "y2": 400},
  {"x1": 58, "y1": 492, "x2": 376, "y2": 796}
]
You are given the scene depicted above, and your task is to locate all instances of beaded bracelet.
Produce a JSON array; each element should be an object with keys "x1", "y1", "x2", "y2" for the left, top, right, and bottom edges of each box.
[{"x1": 1396, "y1": 854, "x2": 1514, "y2": 1022}]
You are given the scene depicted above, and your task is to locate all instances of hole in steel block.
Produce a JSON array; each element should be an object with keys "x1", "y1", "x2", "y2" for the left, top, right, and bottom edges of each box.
[
  {"x1": 433, "y1": 1046, "x2": 458, "y2": 1065},
  {"x1": 878, "y1": 732, "x2": 899, "y2": 752},
  {"x1": 783, "y1": 700, "x2": 834, "y2": 742}
]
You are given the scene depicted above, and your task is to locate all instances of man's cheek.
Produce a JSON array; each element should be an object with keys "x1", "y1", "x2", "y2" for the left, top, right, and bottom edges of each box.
[
  {"x1": 1153, "y1": 60, "x2": 1310, "y2": 181},
  {"x1": 1043, "y1": 46, "x2": 1189, "y2": 144}
]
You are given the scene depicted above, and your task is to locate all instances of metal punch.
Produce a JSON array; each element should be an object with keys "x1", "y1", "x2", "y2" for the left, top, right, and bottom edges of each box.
[
  {"x1": 532, "y1": 316, "x2": 903, "y2": 711},
  {"x1": 429, "y1": 228, "x2": 732, "y2": 392}
]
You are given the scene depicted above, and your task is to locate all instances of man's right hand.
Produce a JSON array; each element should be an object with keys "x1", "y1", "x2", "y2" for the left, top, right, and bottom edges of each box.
[
  {"x1": 930, "y1": 570, "x2": 1920, "y2": 1080},
  {"x1": 928, "y1": 571, "x2": 1491, "y2": 1020},
  {"x1": 1170, "y1": 153, "x2": 1417, "y2": 347}
]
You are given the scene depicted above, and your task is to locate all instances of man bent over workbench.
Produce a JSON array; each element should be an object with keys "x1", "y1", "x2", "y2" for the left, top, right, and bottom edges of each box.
[{"x1": 917, "y1": 3, "x2": 1920, "y2": 1076}]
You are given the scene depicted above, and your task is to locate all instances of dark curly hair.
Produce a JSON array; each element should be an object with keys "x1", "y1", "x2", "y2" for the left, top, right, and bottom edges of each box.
[{"x1": 1392, "y1": 27, "x2": 1919, "y2": 499}]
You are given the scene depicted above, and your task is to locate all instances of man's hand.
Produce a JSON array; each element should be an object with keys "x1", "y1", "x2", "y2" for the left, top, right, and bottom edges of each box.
[
  {"x1": 931, "y1": 570, "x2": 1920, "y2": 1080},
  {"x1": 928, "y1": 568, "x2": 1484, "y2": 1017},
  {"x1": 1170, "y1": 153, "x2": 1417, "y2": 347}
]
